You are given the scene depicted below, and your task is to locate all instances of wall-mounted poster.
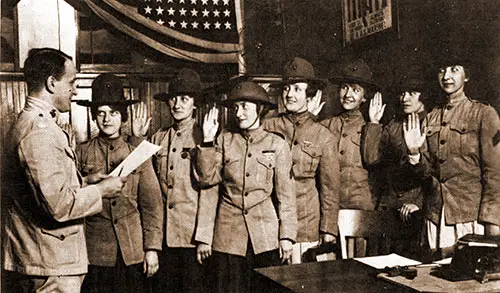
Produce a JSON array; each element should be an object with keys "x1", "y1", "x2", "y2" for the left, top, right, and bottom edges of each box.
[{"x1": 342, "y1": 0, "x2": 396, "y2": 44}]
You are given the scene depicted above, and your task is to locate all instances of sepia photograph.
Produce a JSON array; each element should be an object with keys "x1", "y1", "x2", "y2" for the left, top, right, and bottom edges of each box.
[{"x1": 1, "y1": 0, "x2": 500, "y2": 292}]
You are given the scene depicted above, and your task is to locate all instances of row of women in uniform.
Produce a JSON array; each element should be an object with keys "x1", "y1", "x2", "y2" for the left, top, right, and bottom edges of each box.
[{"x1": 76, "y1": 55, "x2": 500, "y2": 293}]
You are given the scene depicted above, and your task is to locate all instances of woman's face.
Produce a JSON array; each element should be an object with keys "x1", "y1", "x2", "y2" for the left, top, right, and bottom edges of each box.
[
  {"x1": 399, "y1": 91, "x2": 424, "y2": 114},
  {"x1": 96, "y1": 105, "x2": 122, "y2": 138},
  {"x1": 168, "y1": 95, "x2": 195, "y2": 122},
  {"x1": 339, "y1": 83, "x2": 366, "y2": 111},
  {"x1": 232, "y1": 101, "x2": 260, "y2": 130}
]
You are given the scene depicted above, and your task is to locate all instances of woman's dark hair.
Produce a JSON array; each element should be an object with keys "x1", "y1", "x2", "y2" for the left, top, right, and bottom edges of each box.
[
  {"x1": 23, "y1": 48, "x2": 72, "y2": 94},
  {"x1": 90, "y1": 104, "x2": 129, "y2": 123}
]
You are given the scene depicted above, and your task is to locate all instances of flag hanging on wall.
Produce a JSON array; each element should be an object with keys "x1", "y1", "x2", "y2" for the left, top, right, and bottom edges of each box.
[{"x1": 84, "y1": 0, "x2": 243, "y2": 63}]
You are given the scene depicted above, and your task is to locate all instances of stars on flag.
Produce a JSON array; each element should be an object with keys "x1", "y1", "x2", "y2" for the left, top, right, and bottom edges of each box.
[{"x1": 139, "y1": 0, "x2": 237, "y2": 34}]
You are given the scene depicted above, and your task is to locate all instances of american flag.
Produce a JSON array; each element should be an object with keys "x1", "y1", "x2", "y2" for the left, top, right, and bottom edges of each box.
[{"x1": 138, "y1": 0, "x2": 239, "y2": 44}]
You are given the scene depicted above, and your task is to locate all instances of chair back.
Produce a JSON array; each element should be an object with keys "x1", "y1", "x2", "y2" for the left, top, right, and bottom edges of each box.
[{"x1": 338, "y1": 209, "x2": 395, "y2": 259}]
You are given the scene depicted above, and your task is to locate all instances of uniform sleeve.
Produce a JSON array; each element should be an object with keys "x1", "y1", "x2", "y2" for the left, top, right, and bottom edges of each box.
[
  {"x1": 18, "y1": 130, "x2": 102, "y2": 222},
  {"x1": 274, "y1": 140, "x2": 297, "y2": 242},
  {"x1": 194, "y1": 135, "x2": 224, "y2": 187},
  {"x1": 194, "y1": 185, "x2": 219, "y2": 245},
  {"x1": 362, "y1": 123, "x2": 384, "y2": 166},
  {"x1": 318, "y1": 131, "x2": 341, "y2": 236},
  {"x1": 478, "y1": 106, "x2": 500, "y2": 226},
  {"x1": 137, "y1": 158, "x2": 164, "y2": 251}
]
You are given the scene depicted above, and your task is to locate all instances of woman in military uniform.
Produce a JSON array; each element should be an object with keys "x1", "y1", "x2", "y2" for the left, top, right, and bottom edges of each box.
[
  {"x1": 196, "y1": 81, "x2": 297, "y2": 292},
  {"x1": 77, "y1": 73, "x2": 163, "y2": 293}
]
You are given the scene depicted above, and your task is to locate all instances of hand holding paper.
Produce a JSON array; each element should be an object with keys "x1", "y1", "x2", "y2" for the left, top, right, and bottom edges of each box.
[{"x1": 109, "y1": 141, "x2": 162, "y2": 177}]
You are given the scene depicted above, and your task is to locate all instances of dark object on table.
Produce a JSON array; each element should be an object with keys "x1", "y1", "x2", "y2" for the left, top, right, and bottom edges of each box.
[
  {"x1": 432, "y1": 234, "x2": 500, "y2": 283},
  {"x1": 382, "y1": 266, "x2": 418, "y2": 279}
]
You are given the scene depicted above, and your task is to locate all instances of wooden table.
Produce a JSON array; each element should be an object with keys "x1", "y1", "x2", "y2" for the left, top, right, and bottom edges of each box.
[{"x1": 254, "y1": 259, "x2": 412, "y2": 292}]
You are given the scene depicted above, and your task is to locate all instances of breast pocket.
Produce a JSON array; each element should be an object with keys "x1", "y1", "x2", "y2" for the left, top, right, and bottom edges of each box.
[
  {"x1": 223, "y1": 154, "x2": 241, "y2": 182},
  {"x1": 293, "y1": 143, "x2": 321, "y2": 177},
  {"x1": 450, "y1": 123, "x2": 478, "y2": 155},
  {"x1": 425, "y1": 125, "x2": 441, "y2": 153},
  {"x1": 256, "y1": 155, "x2": 276, "y2": 184},
  {"x1": 40, "y1": 225, "x2": 81, "y2": 267},
  {"x1": 153, "y1": 150, "x2": 168, "y2": 178}
]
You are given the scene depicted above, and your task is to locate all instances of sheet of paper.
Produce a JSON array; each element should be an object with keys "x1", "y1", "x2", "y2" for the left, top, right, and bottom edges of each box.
[
  {"x1": 109, "y1": 140, "x2": 162, "y2": 177},
  {"x1": 354, "y1": 253, "x2": 422, "y2": 269}
]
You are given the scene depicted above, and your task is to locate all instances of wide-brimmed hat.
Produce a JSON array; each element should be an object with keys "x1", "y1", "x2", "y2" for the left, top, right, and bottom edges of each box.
[
  {"x1": 273, "y1": 57, "x2": 327, "y2": 89},
  {"x1": 221, "y1": 81, "x2": 276, "y2": 108},
  {"x1": 77, "y1": 73, "x2": 138, "y2": 107},
  {"x1": 154, "y1": 68, "x2": 204, "y2": 102},
  {"x1": 397, "y1": 74, "x2": 428, "y2": 93},
  {"x1": 329, "y1": 59, "x2": 379, "y2": 91}
]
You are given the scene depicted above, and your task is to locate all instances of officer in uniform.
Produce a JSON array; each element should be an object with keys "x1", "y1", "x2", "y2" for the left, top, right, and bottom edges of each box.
[{"x1": 2, "y1": 48, "x2": 125, "y2": 293}]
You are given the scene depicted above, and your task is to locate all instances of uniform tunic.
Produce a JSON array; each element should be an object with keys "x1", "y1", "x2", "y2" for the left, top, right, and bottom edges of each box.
[
  {"x1": 263, "y1": 112, "x2": 340, "y2": 242},
  {"x1": 414, "y1": 97, "x2": 500, "y2": 226},
  {"x1": 196, "y1": 126, "x2": 297, "y2": 256},
  {"x1": 362, "y1": 112, "x2": 428, "y2": 210},
  {"x1": 321, "y1": 110, "x2": 375, "y2": 210},
  {"x1": 151, "y1": 118, "x2": 217, "y2": 248},
  {"x1": 151, "y1": 118, "x2": 217, "y2": 293},
  {"x1": 76, "y1": 136, "x2": 163, "y2": 267},
  {"x1": 3, "y1": 97, "x2": 103, "y2": 276}
]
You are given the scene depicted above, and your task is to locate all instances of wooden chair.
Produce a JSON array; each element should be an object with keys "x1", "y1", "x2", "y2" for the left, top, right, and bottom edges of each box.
[{"x1": 338, "y1": 209, "x2": 395, "y2": 259}]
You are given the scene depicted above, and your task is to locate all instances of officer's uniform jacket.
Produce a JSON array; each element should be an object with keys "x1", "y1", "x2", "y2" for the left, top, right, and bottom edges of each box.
[
  {"x1": 3, "y1": 97, "x2": 103, "y2": 276},
  {"x1": 195, "y1": 126, "x2": 297, "y2": 256},
  {"x1": 76, "y1": 136, "x2": 163, "y2": 267},
  {"x1": 263, "y1": 112, "x2": 340, "y2": 242},
  {"x1": 412, "y1": 97, "x2": 500, "y2": 226},
  {"x1": 321, "y1": 110, "x2": 375, "y2": 210},
  {"x1": 151, "y1": 118, "x2": 218, "y2": 247},
  {"x1": 362, "y1": 112, "x2": 428, "y2": 210}
]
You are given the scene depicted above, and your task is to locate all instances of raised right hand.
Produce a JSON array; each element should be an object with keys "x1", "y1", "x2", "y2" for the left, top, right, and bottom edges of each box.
[
  {"x1": 403, "y1": 113, "x2": 426, "y2": 155},
  {"x1": 368, "y1": 92, "x2": 386, "y2": 124},
  {"x1": 97, "y1": 176, "x2": 127, "y2": 198},
  {"x1": 203, "y1": 106, "x2": 219, "y2": 143}
]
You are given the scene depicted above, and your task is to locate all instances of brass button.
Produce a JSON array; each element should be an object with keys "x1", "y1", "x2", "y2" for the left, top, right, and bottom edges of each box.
[{"x1": 60, "y1": 235, "x2": 65, "y2": 240}]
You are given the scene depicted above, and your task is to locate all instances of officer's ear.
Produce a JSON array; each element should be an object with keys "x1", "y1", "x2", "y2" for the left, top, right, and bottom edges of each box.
[{"x1": 45, "y1": 75, "x2": 57, "y2": 94}]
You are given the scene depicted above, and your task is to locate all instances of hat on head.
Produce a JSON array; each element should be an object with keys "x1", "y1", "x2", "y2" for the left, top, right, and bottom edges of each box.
[
  {"x1": 77, "y1": 73, "x2": 138, "y2": 107},
  {"x1": 397, "y1": 73, "x2": 428, "y2": 93},
  {"x1": 221, "y1": 81, "x2": 276, "y2": 108},
  {"x1": 154, "y1": 68, "x2": 203, "y2": 102},
  {"x1": 330, "y1": 59, "x2": 379, "y2": 91},
  {"x1": 274, "y1": 57, "x2": 327, "y2": 89}
]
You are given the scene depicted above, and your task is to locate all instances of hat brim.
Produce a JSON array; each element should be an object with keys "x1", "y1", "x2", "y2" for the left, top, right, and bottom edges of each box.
[
  {"x1": 270, "y1": 77, "x2": 328, "y2": 89},
  {"x1": 153, "y1": 92, "x2": 203, "y2": 101},
  {"x1": 76, "y1": 99, "x2": 139, "y2": 107},
  {"x1": 329, "y1": 76, "x2": 380, "y2": 91},
  {"x1": 219, "y1": 98, "x2": 277, "y2": 109}
]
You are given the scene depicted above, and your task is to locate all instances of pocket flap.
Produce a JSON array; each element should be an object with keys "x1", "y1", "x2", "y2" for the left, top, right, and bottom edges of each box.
[
  {"x1": 450, "y1": 122, "x2": 476, "y2": 134},
  {"x1": 301, "y1": 143, "x2": 320, "y2": 157},
  {"x1": 41, "y1": 225, "x2": 80, "y2": 241},
  {"x1": 425, "y1": 126, "x2": 440, "y2": 137},
  {"x1": 256, "y1": 155, "x2": 276, "y2": 169}
]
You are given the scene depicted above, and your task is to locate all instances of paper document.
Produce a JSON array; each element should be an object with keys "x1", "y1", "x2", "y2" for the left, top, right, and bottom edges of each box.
[
  {"x1": 109, "y1": 140, "x2": 162, "y2": 177},
  {"x1": 354, "y1": 253, "x2": 422, "y2": 269}
]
